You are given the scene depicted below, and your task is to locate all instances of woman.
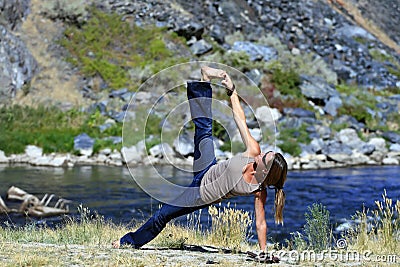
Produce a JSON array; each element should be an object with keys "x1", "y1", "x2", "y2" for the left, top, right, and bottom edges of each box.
[{"x1": 113, "y1": 66, "x2": 288, "y2": 252}]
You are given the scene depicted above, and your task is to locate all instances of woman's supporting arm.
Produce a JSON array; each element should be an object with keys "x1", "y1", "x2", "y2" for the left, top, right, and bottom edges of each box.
[{"x1": 254, "y1": 189, "x2": 267, "y2": 251}]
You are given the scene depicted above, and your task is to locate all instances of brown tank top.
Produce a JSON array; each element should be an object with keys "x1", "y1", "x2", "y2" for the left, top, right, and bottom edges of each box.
[{"x1": 199, "y1": 153, "x2": 261, "y2": 204}]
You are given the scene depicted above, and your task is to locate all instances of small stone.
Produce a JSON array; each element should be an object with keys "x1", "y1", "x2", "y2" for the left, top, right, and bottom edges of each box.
[
  {"x1": 0, "y1": 150, "x2": 8, "y2": 163},
  {"x1": 291, "y1": 47, "x2": 301, "y2": 55},
  {"x1": 382, "y1": 157, "x2": 399, "y2": 165},
  {"x1": 25, "y1": 145, "x2": 43, "y2": 158},
  {"x1": 389, "y1": 143, "x2": 400, "y2": 152}
]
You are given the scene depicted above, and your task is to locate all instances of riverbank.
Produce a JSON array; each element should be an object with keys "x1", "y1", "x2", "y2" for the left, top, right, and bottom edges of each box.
[{"x1": 0, "y1": 141, "x2": 399, "y2": 171}]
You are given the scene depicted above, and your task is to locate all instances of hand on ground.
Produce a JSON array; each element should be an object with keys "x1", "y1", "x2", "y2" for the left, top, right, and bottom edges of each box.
[{"x1": 112, "y1": 240, "x2": 120, "y2": 249}]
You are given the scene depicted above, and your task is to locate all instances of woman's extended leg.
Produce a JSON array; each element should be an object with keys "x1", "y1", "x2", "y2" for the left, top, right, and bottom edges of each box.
[{"x1": 117, "y1": 80, "x2": 217, "y2": 248}]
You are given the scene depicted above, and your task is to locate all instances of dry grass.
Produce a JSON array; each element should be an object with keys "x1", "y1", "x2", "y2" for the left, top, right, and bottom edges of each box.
[
  {"x1": 345, "y1": 190, "x2": 400, "y2": 255},
  {"x1": 150, "y1": 203, "x2": 254, "y2": 252},
  {"x1": 0, "y1": 204, "x2": 258, "y2": 266}
]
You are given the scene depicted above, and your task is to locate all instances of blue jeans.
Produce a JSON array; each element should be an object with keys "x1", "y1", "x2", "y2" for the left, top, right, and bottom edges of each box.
[{"x1": 120, "y1": 81, "x2": 217, "y2": 248}]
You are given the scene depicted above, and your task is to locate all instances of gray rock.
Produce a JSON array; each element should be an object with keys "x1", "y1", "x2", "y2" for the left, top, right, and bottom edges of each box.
[
  {"x1": 0, "y1": 0, "x2": 30, "y2": 30},
  {"x1": 327, "y1": 153, "x2": 352, "y2": 164},
  {"x1": 40, "y1": 0, "x2": 89, "y2": 25},
  {"x1": 245, "y1": 69, "x2": 263, "y2": 86},
  {"x1": 149, "y1": 143, "x2": 174, "y2": 158},
  {"x1": 209, "y1": 24, "x2": 225, "y2": 44},
  {"x1": 0, "y1": 150, "x2": 8, "y2": 163},
  {"x1": 231, "y1": 41, "x2": 277, "y2": 61},
  {"x1": 99, "y1": 148, "x2": 112, "y2": 156},
  {"x1": 350, "y1": 152, "x2": 370, "y2": 165},
  {"x1": 99, "y1": 123, "x2": 114, "y2": 132},
  {"x1": 382, "y1": 131, "x2": 400, "y2": 144},
  {"x1": 109, "y1": 88, "x2": 128, "y2": 98},
  {"x1": 315, "y1": 125, "x2": 331, "y2": 140},
  {"x1": 174, "y1": 20, "x2": 204, "y2": 40},
  {"x1": 310, "y1": 138, "x2": 324, "y2": 153},
  {"x1": 336, "y1": 25, "x2": 376, "y2": 41},
  {"x1": 103, "y1": 136, "x2": 122, "y2": 144},
  {"x1": 255, "y1": 106, "x2": 282, "y2": 124},
  {"x1": 357, "y1": 143, "x2": 376, "y2": 155},
  {"x1": 190, "y1": 39, "x2": 212, "y2": 56},
  {"x1": 74, "y1": 133, "x2": 95, "y2": 156},
  {"x1": 369, "y1": 151, "x2": 385, "y2": 163},
  {"x1": 332, "y1": 115, "x2": 365, "y2": 131},
  {"x1": 299, "y1": 75, "x2": 339, "y2": 101},
  {"x1": 48, "y1": 156, "x2": 68, "y2": 167},
  {"x1": 135, "y1": 91, "x2": 152, "y2": 103},
  {"x1": 173, "y1": 133, "x2": 194, "y2": 157},
  {"x1": 0, "y1": 25, "x2": 38, "y2": 104},
  {"x1": 336, "y1": 128, "x2": 365, "y2": 150},
  {"x1": 368, "y1": 138, "x2": 387, "y2": 153},
  {"x1": 321, "y1": 141, "x2": 353, "y2": 155},
  {"x1": 283, "y1": 108, "x2": 315, "y2": 118},
  {"x1": 382, "y1": 157, "x2": 399, "y2": 165},
  {"x1": 108, "y1": 111, "x2": 125, "y2": 123},
  {"x1": 390, "y1": 143, "x2": 400, "y2": 152},
  {"x1": 324, "y1": 96, "x2": 342, "y2": 116},
  {"x1": 333, "y1": 60, "x2": 357, "y2": 81},
  {"x1": 25, "y1": 145, "x2": 43, "y2": 158}
]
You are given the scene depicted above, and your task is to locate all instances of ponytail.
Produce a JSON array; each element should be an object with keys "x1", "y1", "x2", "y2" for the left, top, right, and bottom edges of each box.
[
  {"x1": 262, "y1": 152, "x2": 287, "y2": 224},
  {"x1": 274, "y1": 188, "x2": 286, "y2": 225}
]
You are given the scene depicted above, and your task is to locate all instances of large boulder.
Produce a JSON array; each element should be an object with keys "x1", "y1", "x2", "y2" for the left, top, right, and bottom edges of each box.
[
  {"x1": 25, "y1": 145, "x2": 43, "y2": 158},
  {"x1": 368, "y1": 138, "x2": 388, "y2": 153},
  {"x1": 149, "y1": 143, "x2": 174, "y2": 158},
  {"x1": 382, "y1": 131, "x2": 400, "y2": 144},
  {"x1": 231, "y1": 41, "x2": 277, "y2": 61},
  {"x1": 74, "y1": 133, "x2": 95, "y2": 156},
  {"x1": 173, "y1": 20, "x2": 204, "y2": 40},
  {"x1": 0, "y1": 25, "x2": 38, "y2": 104},
  {"x1": 190, "y1": 39, "x2": 212, "y2": 56},
  {"x1": 299, "y1": 75, "x2": 339, "y2": 102},
  {"x1": 0, "y1": 150, "x2": 8, "y2": 163},
  {"x1": 173, "y1": 133, "x2": 194, "y2": 157}
]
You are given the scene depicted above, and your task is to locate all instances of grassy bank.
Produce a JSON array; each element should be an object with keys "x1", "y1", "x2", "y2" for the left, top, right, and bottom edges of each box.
[{"x1": 0, "y1": 105, "x2": 123, "y2": 155}]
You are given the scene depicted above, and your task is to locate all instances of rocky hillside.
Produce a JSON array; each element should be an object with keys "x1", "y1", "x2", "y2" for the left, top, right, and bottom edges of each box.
[{"x1": 0, "y1": 0, "x2": 400, "y2": 169}]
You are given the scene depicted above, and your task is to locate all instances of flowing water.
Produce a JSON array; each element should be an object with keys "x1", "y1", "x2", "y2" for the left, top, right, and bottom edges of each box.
[{"x1": 0, "y1": 164, "x2": 399, "y2": 243}]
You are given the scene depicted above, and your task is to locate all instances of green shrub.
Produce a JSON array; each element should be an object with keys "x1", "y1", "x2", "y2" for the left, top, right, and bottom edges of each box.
[
  {"x1": 278, "y1": 124, "x2": 311, "y2": 156},
  {"x1": 0, "y1": 105, "x2": 129, "y2": 155},
  {"x1": 304, "y1": 203, "x2": 332, "y2": 252},
  {"x1": 271, "y1": 68, "x2": 302, "y2": 97},
  {"x1": 60, "y1": 7, "x2": 187, "y2": 90}
]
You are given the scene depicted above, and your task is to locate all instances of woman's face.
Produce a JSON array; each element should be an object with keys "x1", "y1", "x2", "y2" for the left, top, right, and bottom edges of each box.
[
  {"x1": 252, "y1": 151, "x2": 275, "y2": 183},
  {"x1": 253, "y1": 151, "x2": 275, "y2": 172}
]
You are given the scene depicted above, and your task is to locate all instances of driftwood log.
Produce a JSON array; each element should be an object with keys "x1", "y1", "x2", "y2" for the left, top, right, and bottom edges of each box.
[{"x1": 0, "y1": 186, "x2": 71, "y2": 217}]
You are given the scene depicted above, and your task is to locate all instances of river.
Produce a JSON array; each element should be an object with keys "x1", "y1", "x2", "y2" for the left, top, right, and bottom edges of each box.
[{"x1": 0, "y1": 164, "x2": 399, "y2": 243}]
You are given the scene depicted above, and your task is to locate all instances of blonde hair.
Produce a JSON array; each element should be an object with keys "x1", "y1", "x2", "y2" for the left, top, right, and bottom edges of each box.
[{"x1": 264, "y1": 153, "x2": 288, "y2": 224}]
